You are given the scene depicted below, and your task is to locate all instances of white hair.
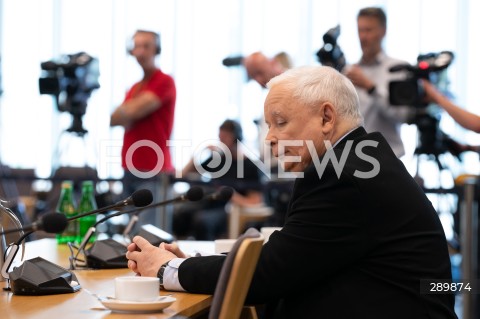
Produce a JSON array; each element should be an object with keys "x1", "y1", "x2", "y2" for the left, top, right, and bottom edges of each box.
[{"x1": 266, "y1": 65, "x2": 364, "y2": 126}]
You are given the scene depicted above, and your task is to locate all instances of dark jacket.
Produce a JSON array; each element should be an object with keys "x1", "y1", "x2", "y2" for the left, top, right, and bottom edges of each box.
[{"x1": 178, "y1": 127, "x2": 457, "y2": 319}]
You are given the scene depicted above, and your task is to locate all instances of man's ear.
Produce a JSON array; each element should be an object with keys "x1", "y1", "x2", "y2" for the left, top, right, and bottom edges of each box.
[{"x1": 320, "y1": 102, "x2": 336, "y2": 134}]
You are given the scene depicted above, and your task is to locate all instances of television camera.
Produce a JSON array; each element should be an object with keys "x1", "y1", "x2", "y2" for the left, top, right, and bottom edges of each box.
[
  {"x1": 39, "y1": 52, "x2": 100, "y2": 135},
  {"x1": 389, "y1": 51, "x2": 463, "y2": 160},
  {"x1": 389, "y1": 51, "x2": 454, "y2": 107},
  {"x1": 316, "y1": 25, "x2": 346, "y2": 72}
]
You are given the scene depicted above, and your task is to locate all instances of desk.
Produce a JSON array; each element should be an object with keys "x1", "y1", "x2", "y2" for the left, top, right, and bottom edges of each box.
[{"x1": 0, "y1": 239, "x2": 213, "y2": 319}]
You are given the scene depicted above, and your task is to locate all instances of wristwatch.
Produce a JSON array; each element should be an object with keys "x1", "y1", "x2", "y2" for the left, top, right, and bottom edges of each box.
[{"x1": 157, "y1": 261, "x2": 170, "y2": 289}]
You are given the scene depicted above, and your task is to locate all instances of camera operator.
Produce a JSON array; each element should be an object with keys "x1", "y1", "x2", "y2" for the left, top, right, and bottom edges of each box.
[
  {"x1": 243, "y1": 51, "x2": 292, "y2": 88},
  {"x1": 422, "y1": 79, "x2": 480, "y2": 134},
  {"x1": 110, "y1": 30, "x2": 176, "y2": 231},
  {"x1": 344, "y1": 7, "x2": 414, "y2": 158},
  {"x1": 239, "y1": 51, "x2": 293, "y2": 167}
]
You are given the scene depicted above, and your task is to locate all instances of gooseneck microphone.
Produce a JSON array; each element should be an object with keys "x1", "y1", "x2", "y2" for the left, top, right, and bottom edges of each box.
[
  {"x1": 76, "y1": 186, "x2": 204, "y2": 269},
  {"x1": 114, "y1": 188, "x2": 154, "y2": 207},
  {"x1": 1, "y1": 213, "x2": 68, "y2": 282},
  {"x1": 1, "y1": 211, "x2": 80, "y2": 295},
  {"x1": 0, "y1": 189, "x2": 152, "y2": 294},
  {"x1": 67, "y1": 189, "x2": 153, "y2": 222},
  {"x1": 1, "y1": 213, "x2": 68, "y2": 278},
  {"x1": 222, "y1": 55, "x2": 244, "y2": 67},
  {"x1": 0, "y1": 212, "x2": 68, "y2": 236},
  {"x1": 176, "y1": 186, "x2": 204, "y2": 201},
  {"x1": 121, "y1": 186, "x2": 204, "y2": 237},
  {"x1": 207, "y1": 186, "x2": 234, "y2": 201}
]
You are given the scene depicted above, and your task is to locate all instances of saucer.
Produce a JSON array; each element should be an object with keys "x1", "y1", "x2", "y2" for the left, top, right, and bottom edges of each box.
[{"x1": 100, "y1": 296, "x2": 176, "y2": 313}]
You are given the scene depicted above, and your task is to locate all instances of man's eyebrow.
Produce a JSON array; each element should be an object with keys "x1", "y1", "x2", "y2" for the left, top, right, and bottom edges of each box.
[{"x1": 271, "y1": 110, "x2": 281, "y2": 116}]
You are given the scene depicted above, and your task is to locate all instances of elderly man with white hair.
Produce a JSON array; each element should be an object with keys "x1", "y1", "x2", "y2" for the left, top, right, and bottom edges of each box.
[{"x1": 127, "y1": 66, "x2": 456, "y2": 319}]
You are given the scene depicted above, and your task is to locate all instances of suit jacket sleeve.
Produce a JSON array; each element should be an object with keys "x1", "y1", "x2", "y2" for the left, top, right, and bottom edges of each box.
[{"x1": 178, "y1": 132, "x2": 370, "y2": 299}]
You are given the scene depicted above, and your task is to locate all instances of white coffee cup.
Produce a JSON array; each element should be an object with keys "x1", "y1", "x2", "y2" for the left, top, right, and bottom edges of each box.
[
  {"x1": 214, "y1": 239, "x2": 237, "y2": 254},
  {"x1": 261, "y1": 227, "x2": 282, "y2": 243},
  {"x1": 115, "y1": 276, "x2": 159, "y2": 302}
]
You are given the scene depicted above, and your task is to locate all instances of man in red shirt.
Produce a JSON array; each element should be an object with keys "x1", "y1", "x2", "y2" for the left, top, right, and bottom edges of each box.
[
  {"x1": 111, "y1": 29, "x2": 176, "y2": 231},
  {"x1": 111, "y1": 30, "x2": 176, "y2": 174}
]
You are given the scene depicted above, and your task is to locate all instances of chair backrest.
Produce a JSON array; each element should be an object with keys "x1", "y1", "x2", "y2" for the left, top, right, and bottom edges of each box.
[{"x1": 209, "y1": 228, "x2": 264, "y2": 319}]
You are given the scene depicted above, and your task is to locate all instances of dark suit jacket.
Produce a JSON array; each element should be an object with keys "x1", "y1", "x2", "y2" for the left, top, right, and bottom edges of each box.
[{"x1": 178, "y1": 127, "x2": 457, "y2": 319}]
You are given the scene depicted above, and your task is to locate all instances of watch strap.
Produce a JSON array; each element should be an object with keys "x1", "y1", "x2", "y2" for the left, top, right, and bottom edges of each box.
[{"x1": 157, "y1": 261, "x2": 170, "y2": 289}]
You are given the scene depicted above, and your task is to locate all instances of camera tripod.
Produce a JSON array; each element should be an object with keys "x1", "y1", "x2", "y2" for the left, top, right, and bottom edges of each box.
[
  {"x1": 51, "y1": 108, "x2": 97, "y2": 174},
  {"x1": 412, "y1": 131, "x2": 463, "y2": 243}
]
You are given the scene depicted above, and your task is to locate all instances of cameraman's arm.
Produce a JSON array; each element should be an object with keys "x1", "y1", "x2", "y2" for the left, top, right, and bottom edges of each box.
[
  {"x1": 344, "y1": 65, "x2": 375, "y2": 92},
  {"x1": 345, "y1": 65, "x2": 413, "y2": 122},
  {"x1": 110, "y1": 91, "x2": 161, "y2": 127},
  {"x1": 422, "y1": 80, "x2": 480, "y2": 133}
]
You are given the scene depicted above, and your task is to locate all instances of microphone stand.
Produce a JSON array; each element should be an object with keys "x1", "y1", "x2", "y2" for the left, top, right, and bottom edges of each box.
[
  {"x1": 1, "y1": 231, "x2": 33, "y2": 288},
  {"x1": 2, "y1": 230, "x2": 80, "y2": 295},
  {"x1": 70, "y1": 206, "x2": 155, "y2": 269},
  {"x1": 72, "y1": 207, "x2": 142, "y2": 267},
  {"x1": 75, "y1": 204, "x2": 150, "y2": 259},
  {"x1": 120, "y1": 189, "x2": 207, "y2": 241},
  {"x1": 1, "y1": 202, "x2": 25, "y2": 282},
  {"x1": 67, "y1": 199, "x2": 135, "y2": 222},
  {"x1": 119, "y1": 195, "x2": 185, "y2": 242},
  {"x1": 121, "y1": 213, "x2": 140, "y2": 243},
  {"x1": 73, "y1": 190, "x2": 203, "y2": 269}
]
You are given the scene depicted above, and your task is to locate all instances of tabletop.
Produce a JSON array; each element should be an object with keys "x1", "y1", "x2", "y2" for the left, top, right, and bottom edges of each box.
[{"x1": 0, "y1": 238, "x2": 214, "y2": 319}]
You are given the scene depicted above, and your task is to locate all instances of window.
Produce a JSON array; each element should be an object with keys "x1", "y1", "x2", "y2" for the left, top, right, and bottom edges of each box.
[{"x1": 0, "y1": 0, "x2": 477, "y2": 180}]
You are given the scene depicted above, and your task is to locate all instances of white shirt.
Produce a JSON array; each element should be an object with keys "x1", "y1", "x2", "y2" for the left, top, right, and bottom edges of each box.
[{"x1": 354, "y1": 51, "x2": 414, "y2": 158}]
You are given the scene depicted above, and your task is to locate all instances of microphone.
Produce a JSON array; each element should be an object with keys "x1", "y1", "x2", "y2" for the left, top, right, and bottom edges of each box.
[
  {"x1": 114, "y1": 188, "x2": 153, "y2": 207},
  {"x1": 176, "y1": 186, "x2": 204, "y2": 201},
  {"x1": 0, "y1": 212, "x2": 68, "y2": 236},
  {"x1": 76, "y1": 186, "x2": 204, "y2": 269},
  {"x1": 67, "y1": 189, "x2": 153, "y2": 222},
  {"x1": 121, "y1": 186, "x2": 204, "y2": 237},
  {"x1": 206, "y1": 186, "x2": 234, "y2": 201},
  {"x1": 1, "y1": 212, "x2": 80, "y2": 295},
  {"x1": 222, "y1": 55, "x2": 244, "y2": 67},
  {"x1": 389, "y1": 64, "x2": 415, "y2": 73}
]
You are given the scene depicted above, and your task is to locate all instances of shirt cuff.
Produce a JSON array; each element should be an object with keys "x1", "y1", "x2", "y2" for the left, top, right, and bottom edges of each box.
[{"x1": 163, "y1": 258, "x2": 187, "y2": 291}]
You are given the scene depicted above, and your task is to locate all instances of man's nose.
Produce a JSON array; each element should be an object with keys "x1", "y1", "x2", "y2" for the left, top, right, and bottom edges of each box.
[{"x1": 265, "y1": 130, "x2": 276, "y2": 145}]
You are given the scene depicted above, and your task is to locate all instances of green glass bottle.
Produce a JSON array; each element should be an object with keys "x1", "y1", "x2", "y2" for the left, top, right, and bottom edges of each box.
[
  {"x1": 77, "y1": 180, "x2": 97, "y2": 243},
  {"x1": 56, "y1": 180, "x2": 77, "y2": 244}
]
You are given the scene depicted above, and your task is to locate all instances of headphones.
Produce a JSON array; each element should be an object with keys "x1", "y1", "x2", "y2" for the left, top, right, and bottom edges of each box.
[
  {"x1": 220, "y1": 119, "x2": 243, "y2": 143},
  {"x1": 127, "y1": 30, "x2": 161, "y2": 55}
]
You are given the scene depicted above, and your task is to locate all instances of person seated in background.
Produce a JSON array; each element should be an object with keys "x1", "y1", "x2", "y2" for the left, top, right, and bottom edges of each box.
[
  {"x1": 126, "y1": 66, "x2": 456, "y2": 319},
  {"x1": 243, "y1": 51, "x2": 292, "y2": 88},
  {"x1": 172, "y1": 119, "x2": 264, "y2": 240}
]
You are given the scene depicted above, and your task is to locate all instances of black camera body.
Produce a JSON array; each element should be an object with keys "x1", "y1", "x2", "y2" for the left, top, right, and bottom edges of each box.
[
  {"x1": 39, "y1": 52, "x2": 100, "y2": 134},
  {"x1": 389, "y1": 51, "x2": 454, "y2": 107},
  {"x1": 389, "y1": 51, "x2": 460, "y2": 158},
  {"x1": 317, "y1": 25, "x2": 346, "y2": 72}
]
